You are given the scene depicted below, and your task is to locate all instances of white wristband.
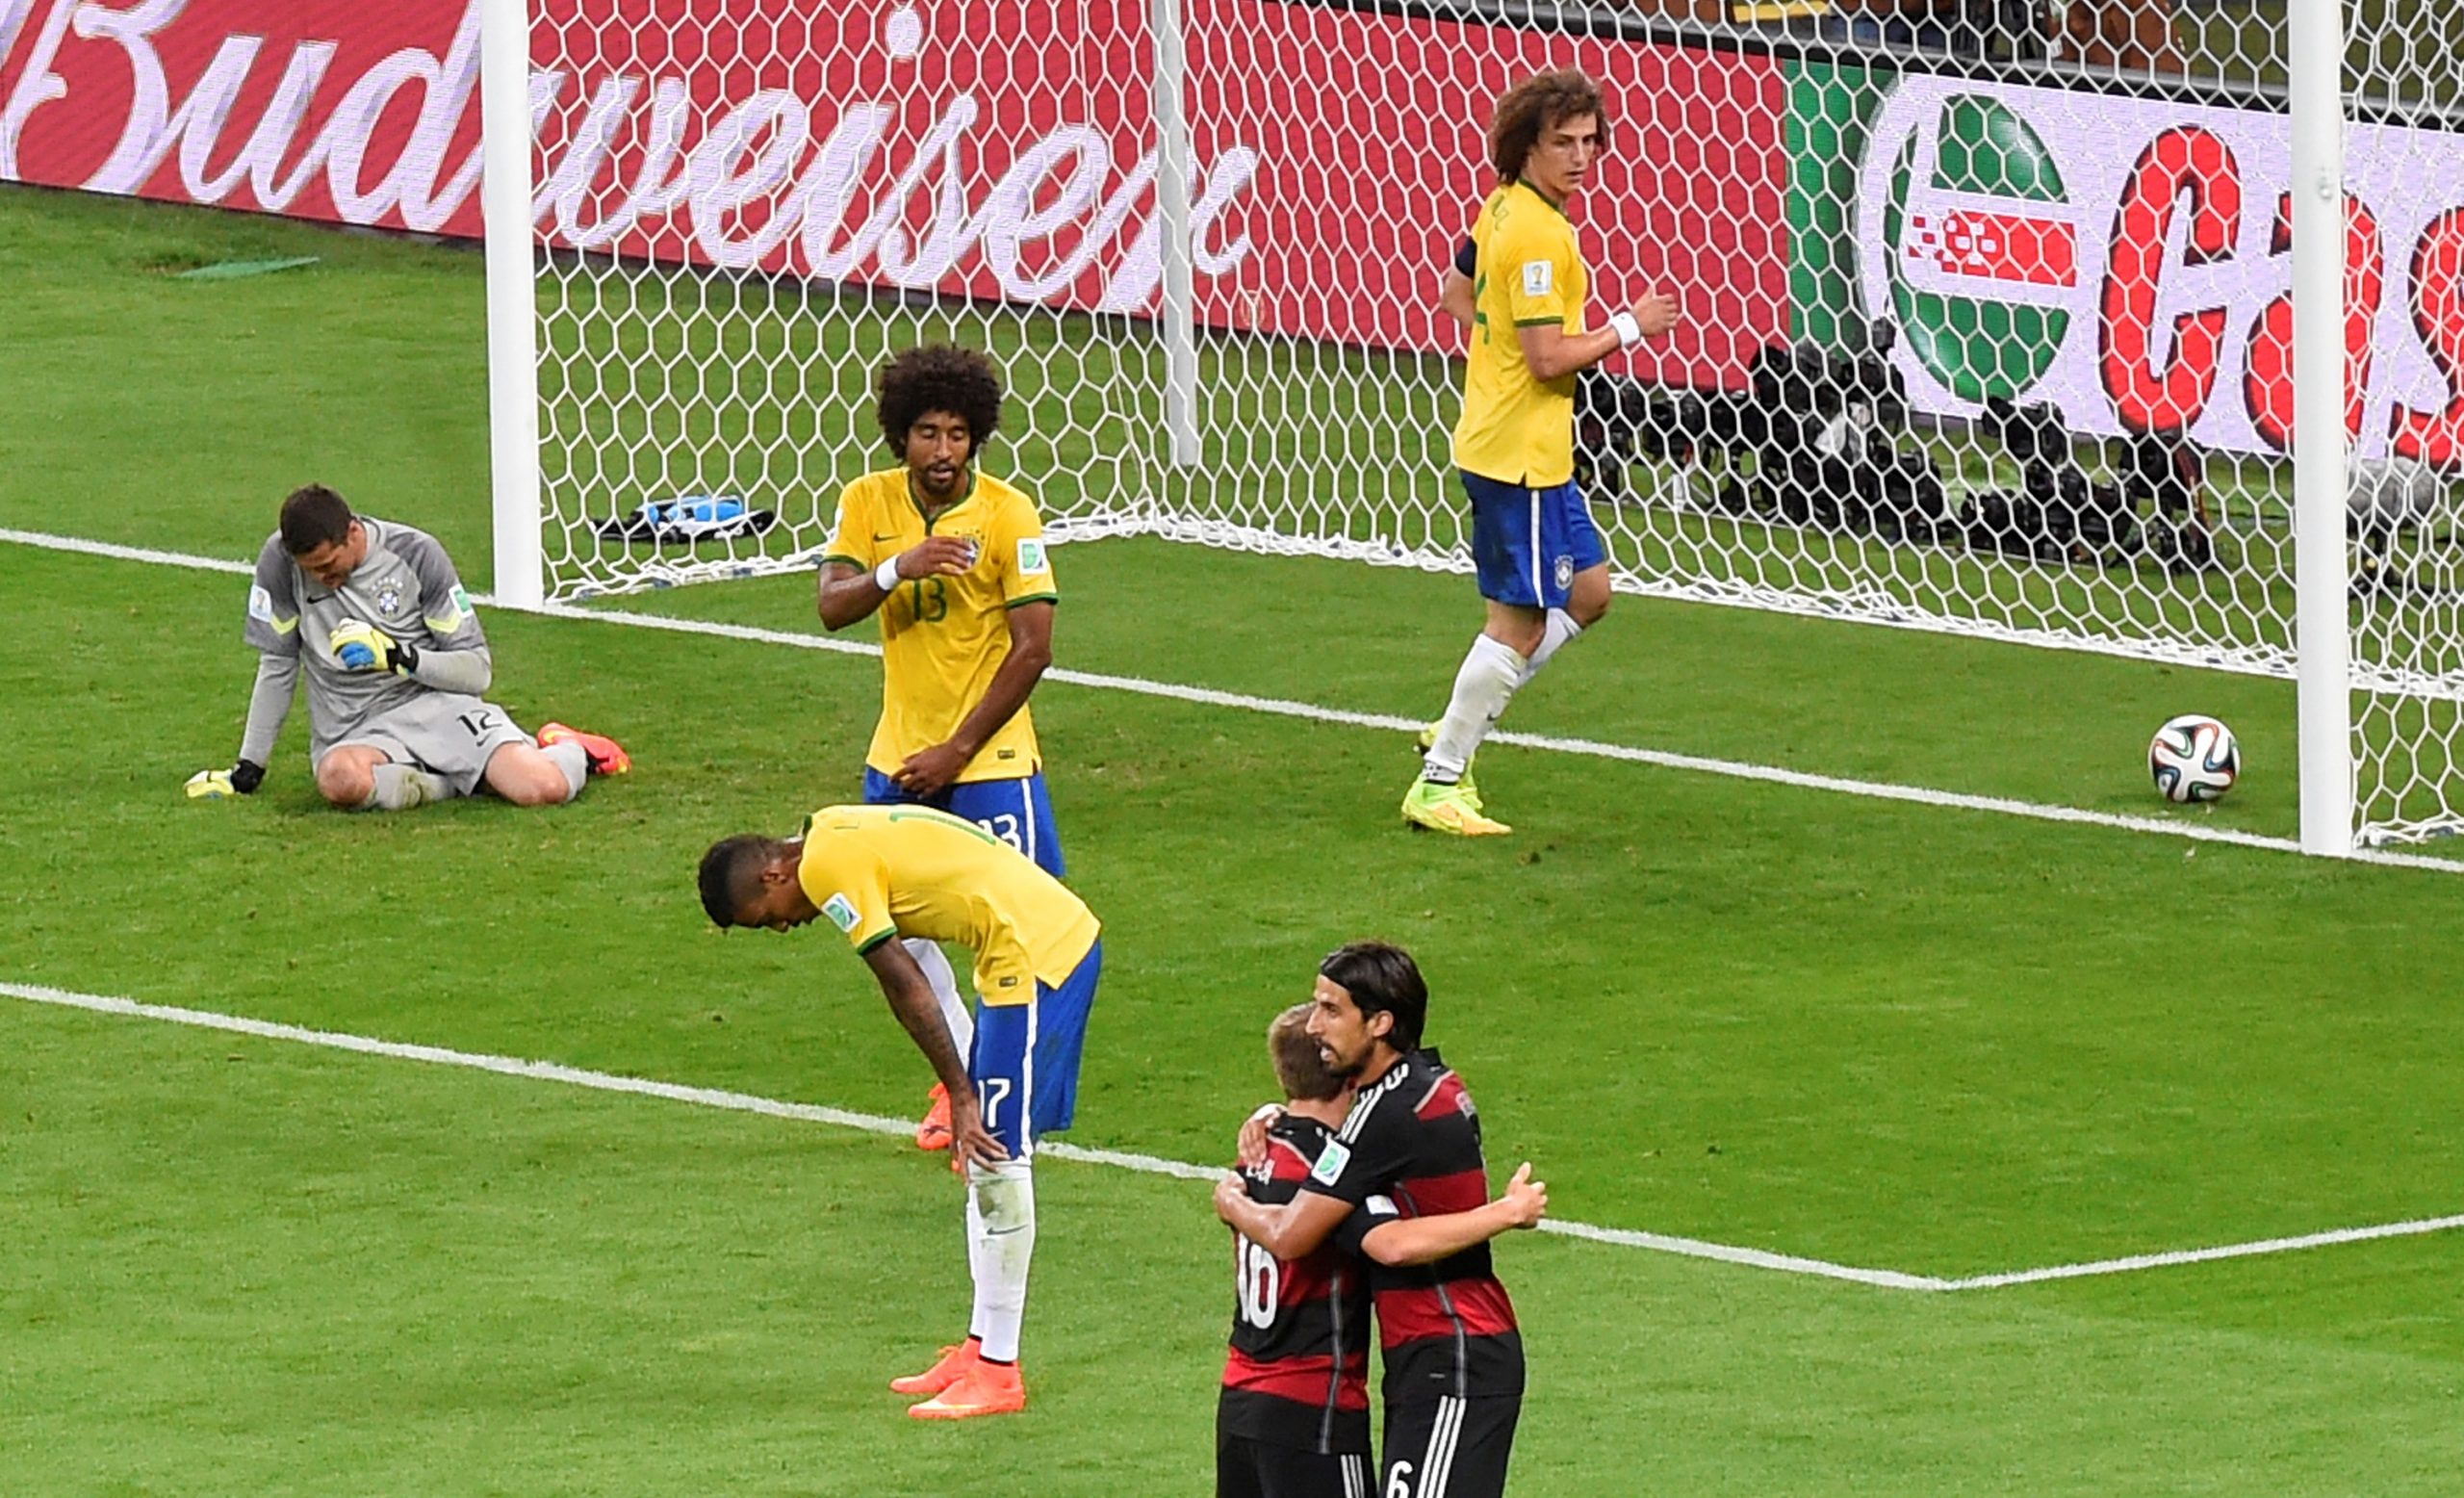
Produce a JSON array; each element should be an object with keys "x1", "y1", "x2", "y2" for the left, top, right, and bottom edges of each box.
[
  {"x1": 874, "y1": 556, "x2": 902, "y2": 592},
  {"x1": 1609, "y1": 310, "x2": 1644, "y2": 349}
]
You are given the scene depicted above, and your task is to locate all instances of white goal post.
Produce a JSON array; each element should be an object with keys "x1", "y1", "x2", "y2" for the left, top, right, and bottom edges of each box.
[{"x1": 479, "y1": 0, "x2": 2464, "y2": 854}]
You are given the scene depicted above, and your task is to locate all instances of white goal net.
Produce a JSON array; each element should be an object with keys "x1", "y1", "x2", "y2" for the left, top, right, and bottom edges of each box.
[{"x1": 514, "y1": 0, "x2": 2464, "y2": 848}]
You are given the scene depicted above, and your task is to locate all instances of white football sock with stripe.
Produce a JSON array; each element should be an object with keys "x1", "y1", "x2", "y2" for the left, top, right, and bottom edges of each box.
[
  {"x1": 1517, "y1": 607, "x2": 1584, "y2": 688},
  {"x1": 964, "y1": 1158, "x2": 1036, "y2": 1363},
  {"x1": 904, "y1": 939, "x2": 972, "y2": 1060},
  {"x1": 1423, "y1": 633, "x2": 1527, "y2": 784}
]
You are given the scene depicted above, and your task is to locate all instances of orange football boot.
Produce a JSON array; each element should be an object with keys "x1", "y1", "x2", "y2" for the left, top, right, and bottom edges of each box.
[
  {"x1": 908, "y1": 1358, "x2": 1026, "y2": 1420},
  {"x1": 535, "y1": 722, "x2": 631, "y2": 775},
  {"x1": 916, "y1": 1083, "x2": 953, "y2": 1151},
  {"x1": 889, "y1": 1337, "x2": 980, "y2": 1397}
]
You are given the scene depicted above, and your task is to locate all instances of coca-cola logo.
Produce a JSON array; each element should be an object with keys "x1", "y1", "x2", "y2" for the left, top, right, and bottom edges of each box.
[
  {"x1": 1858, "y1": 74, "x2": 2464, "y2": 467},
  {"x1": 0, "y1": 0, "x2": 1261, "y2": 312}
]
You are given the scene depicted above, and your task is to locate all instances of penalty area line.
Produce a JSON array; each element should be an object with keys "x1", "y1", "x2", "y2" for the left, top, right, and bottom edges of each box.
[
  {"x1": 0, "y1": 978, "x2": 1916, "y2": 1291},
  {"x1": 8, "y1": 524, "x2": 2456, "y2": 878},
  {"x1": 11, "y1": 980, "x2": 2458, "y2": 1293},
  {"x1": 1939, "y1": 1214, "x2": 2464, "y2": 1289}
]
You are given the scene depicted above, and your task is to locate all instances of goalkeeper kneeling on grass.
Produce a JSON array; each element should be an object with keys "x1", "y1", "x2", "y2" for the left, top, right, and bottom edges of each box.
[{"x1": 187, "y1": 483, "x2": 629, "y2": 812}]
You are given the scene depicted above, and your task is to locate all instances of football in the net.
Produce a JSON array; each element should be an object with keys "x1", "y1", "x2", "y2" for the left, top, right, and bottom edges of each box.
[{"x1": 2148, "y1": 713, "x2": 2240, "y2": 803}]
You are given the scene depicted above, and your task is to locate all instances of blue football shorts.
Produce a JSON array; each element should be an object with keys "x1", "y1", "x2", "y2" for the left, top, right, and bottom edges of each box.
[
  {"x1": 1462, "y1": 470, "x2": 1606, "y2": 609},
  {"x1": 971, "y1": 941, "x2": 1102, "y2": 1155},
  {"x1": 862, "y1": 766, "x2": 1065, "y2": 879}
]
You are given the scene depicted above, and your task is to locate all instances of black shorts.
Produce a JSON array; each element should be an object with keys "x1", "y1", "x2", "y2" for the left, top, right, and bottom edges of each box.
[
  {"x1": 1216, "y1": 1429, "x2": 1376, "y2": 1498},
  {"x1": 1380, "y1": 1395, "x2": 1522, "y2": 1498}
]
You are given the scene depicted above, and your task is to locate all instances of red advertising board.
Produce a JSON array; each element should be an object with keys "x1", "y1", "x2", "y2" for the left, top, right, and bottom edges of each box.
[{"x1": 0, "y1": 0, "x2": 1786, "y2": 381}]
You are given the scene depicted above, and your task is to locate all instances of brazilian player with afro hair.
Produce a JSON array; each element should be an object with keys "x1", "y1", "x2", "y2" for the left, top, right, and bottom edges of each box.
[{"x1": 876, "y1": 344, "x2": 1005, "y2": 456}]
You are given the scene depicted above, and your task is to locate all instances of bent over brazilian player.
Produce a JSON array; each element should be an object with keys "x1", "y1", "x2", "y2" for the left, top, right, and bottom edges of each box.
[{"x1": 699, "y1": 804, "x2": 1102, "y2": 1420}]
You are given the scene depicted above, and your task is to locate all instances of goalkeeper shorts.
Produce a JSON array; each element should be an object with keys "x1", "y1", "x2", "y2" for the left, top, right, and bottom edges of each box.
[{"x1": 320, "y1": 694, "x2": 531, "y2": 799}]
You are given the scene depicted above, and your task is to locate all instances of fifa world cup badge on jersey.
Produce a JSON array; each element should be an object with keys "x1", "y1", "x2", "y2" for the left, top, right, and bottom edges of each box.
[
  {"x1": 821, "y1": 893, "x2": 860, "y2": 934},
  {"x1": 1017, "y1": 537, "x2": 1048, "y2": 576},
  {"x1": 1309, "y1": 1139, "x2": 1351, "y2": 1186},
  {"x1": 247, "y1": 584, "x2": 274, "y2": 623},
  {"x1": 1522, "y1": 259, "x2": 1553, "y2": 296}
]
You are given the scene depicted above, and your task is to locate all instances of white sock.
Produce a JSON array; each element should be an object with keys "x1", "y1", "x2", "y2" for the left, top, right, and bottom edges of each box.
[
  {"x1": 541, "y1": 739, "x2": 589, "y2": 802},
  {"x1": 964, "y1": 1177, "x2": 994, "y2": 1348},
  {"x1": 1423, "y1": 633, "x2": 1527, "y2": 783},
  {"x1": 964, "y1": 1158, "x2": 1036, "y2": 1363},
  {"x1": 357, "y1": 763, "x2": 448, "y2": 812},
  {"x1": 1518, "y1": 607, "x2": 1584, "y2": 688},
  {"x1": 905, "y1": 939, "x2": 972, "y2": 1060}
]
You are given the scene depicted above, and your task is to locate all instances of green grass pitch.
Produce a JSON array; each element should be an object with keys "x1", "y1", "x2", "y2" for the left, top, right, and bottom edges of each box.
[{"x1": 3, "y1": 183, "x2": 2460, "y2": 1494}]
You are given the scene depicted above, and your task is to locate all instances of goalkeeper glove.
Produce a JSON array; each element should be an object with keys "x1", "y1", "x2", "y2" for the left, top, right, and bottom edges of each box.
[
  {"x1": 185, "y1": 760, "x2": 264, "y2": 799},
  {"x1": 329, "y1": 619, "x2": 419, "y2": 676}
]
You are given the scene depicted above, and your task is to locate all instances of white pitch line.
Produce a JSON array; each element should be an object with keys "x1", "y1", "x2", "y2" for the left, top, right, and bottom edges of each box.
[
  {"x1": 12, "y1": 524, "x2": 2453, "y2": 876},
  {"x1": 0, "y1": 979, "x2": 1903, "y2": 1288},
  {"x1": 1941, "y1": 1214, "x2": 2464, "y2": 1290},
  {"x1": 9, "y1": 980, "x2": 2456, "y2": 1293},
  {"x1": 1537, "y1": 1218, "x2": 1949, "y2": 1291},
  {"x1": 0, "y1": 526, "x2": 254, "y2": 576}
]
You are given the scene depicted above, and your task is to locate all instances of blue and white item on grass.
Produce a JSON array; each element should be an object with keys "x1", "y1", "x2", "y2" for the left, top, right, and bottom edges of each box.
[
  {"x1": 2149, "y1": 714, "x2": 2240, "y2": 805},
  {"x1": 590, "y1": 495, "x2": 778, "y2": 544}
]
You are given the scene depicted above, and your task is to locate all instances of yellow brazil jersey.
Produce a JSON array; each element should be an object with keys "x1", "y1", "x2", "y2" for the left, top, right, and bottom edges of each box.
[
  {"x1": 1451, "y1": 179, "x2": 1589, "y2": 487},
  {"x1": 820, "y1": 468, "x2": 1058, "y2": 783},
  {"x1": 795, "y1": 804, "x2": 1100, "y2": 1007}
]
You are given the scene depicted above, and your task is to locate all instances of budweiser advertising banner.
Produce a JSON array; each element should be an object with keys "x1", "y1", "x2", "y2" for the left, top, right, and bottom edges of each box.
[
  {"x1": 0, "y1": 0, "x2": 1786, "y2": 379},
  {"x1": 1792, "y1": 65, "x2": 2464, "y2": 466}
]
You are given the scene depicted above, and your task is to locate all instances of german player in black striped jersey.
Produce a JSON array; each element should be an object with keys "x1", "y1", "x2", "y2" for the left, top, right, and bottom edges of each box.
[
  {"x1": 1218, "y1": 1004, "x2": 1376, "y2": 1498},
  {"x1": 1217, "y1": 944, "x2": 1547, "y2": 1498}
]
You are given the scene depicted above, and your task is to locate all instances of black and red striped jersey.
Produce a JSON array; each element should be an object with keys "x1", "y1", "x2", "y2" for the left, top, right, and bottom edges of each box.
[
  {"x1": 1218, "y1": 1114, "x2": 1373, "y2": 1455},
  {"x1": 1306, "y1": 1047, "x2": 1525, "y2": 1404}
]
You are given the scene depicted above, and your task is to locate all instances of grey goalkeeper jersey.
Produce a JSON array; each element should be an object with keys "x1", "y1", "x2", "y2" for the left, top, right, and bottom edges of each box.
[{"x1": 244, "y1": 518, "x2": 491, "y2": 758}]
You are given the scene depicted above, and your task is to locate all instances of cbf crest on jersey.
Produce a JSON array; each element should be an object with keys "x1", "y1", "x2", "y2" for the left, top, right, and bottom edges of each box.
[{"x1": 375, "y1": 579, "x2": 405, "y2": 618}]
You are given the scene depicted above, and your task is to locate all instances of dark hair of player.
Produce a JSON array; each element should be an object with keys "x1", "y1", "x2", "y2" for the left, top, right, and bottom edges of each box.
[
  {"x1": 1487, "y1": 69, "x2": 1609, "y2": 183},
  {"x1": 1269, "y1": 1002, "x2": 1348, "y2": 1102},
  {"x1": 697, "y1": 834, "x2": 776, "y2": 927},
  {"x1": 1319, "y1": 942, "x2": 1428, "y2": 1053},
  {"x1": 279, "y1": 484, "x2": 355, "y2": 555},
  {"x1": 876, "y1": 345, "x2": 1004, "y2": 455}
]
